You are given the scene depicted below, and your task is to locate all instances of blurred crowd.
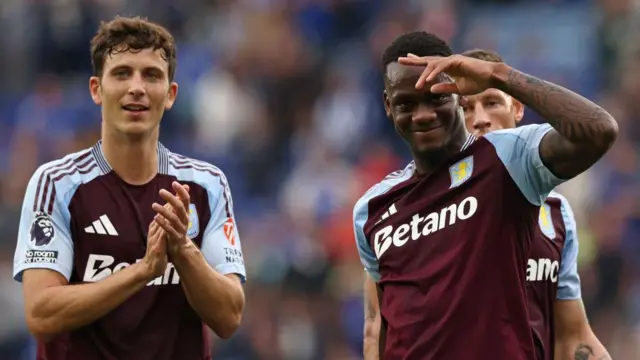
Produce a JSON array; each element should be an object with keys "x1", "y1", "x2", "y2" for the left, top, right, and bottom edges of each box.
[{"x1": 0, "y1": 0, "x2": 639, "y2": 359}]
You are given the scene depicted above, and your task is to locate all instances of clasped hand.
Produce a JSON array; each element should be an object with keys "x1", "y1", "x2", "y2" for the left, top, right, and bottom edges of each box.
[{"x1": 143, "y1": 181, "x2": 192, "y2": 279}]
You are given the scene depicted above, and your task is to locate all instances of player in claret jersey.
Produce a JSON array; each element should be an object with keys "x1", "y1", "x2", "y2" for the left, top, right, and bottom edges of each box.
[
  {"x1": 355, "y1": 31, "x2": 618, "y2": 360},
  {"x1": 13, "y1": 16, "x2": 246, "y2": 360},
  {"x1": 459, "y1": 48, "x2": 610, "y2": 360}
]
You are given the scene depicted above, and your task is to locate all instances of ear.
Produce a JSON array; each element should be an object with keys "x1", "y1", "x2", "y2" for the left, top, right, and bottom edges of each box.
[
  {"x1": 89, "y1": 76, "x2": 102, "y2": 105},
  {"x1": 512, "y1": 98, "x2": 524, "y2": 123},
  {"x1": 164, "y1": 82, "x2": 179, "y2": 110},
  {"x1": 383, "y1": 90, "x2": 392, "y2": 118}
]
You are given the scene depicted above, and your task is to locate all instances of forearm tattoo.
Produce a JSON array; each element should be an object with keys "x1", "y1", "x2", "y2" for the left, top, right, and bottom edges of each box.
[{"x1": 574, "y1": 344, "x2": 611, "y2": 360}]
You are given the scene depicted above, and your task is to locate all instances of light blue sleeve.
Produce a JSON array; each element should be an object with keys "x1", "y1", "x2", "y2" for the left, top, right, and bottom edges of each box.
[
  {"x1": 484, "y1": 124, "x2": 564, "y2": 206},
  {"x1": 13, "y1": 166, "x2": 75, "y2": 282},
  {"x1": 353, "y1": 163, "x2": 417, "y2": 283},
  {"x1": 200, "y1": 175, "x2": 246, "y2": 283},
  {"x1": 354, "y1": 197, "x2": 380, "y2": 282},
  {"x1": 555, "y1": 194, "x2": 581, "y2": 300}
]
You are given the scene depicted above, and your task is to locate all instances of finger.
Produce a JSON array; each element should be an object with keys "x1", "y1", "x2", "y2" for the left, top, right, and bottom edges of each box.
[
  {"x1": 159, "y1": 189, "x2": 188, "y2": 224},
  {"x1": 154, "y1": 215, "x2": 183, "y2": 241},
  {"x1": 397, "y1": 55, "x2": 441, "y2": 66},
  {"x1": 424, "y1": 61, "x2": 449, "y2": 83},
  {"x1": 430, "y1": 82, "x2": 459, "y2": 94},
  {"x1": 172, "y1": 181, "x2": 190, "y2": 210},
  {"x1": 152, "y1": 203, "x2": 186, "y2": 233},
  {"x1": 407, "y1": 53, "x2": 419, "y2": 58},
  {"x1": 416, "y1": 60, "x2": 441, "y2": 90},
  {"x1": 148, "y1": 220, "x2": 161, "y2": 238}
]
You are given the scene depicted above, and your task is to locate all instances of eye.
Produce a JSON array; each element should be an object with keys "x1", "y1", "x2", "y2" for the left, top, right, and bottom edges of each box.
[
  {"x1": 485, "y1": 100, "x2": 499, "y2": 108},
  {"x1": 432, "y1": 94, "x2": 450, "y2": 104},
  {"x1": 114, "y1": 69, "x2": 130, "y2": 78}
]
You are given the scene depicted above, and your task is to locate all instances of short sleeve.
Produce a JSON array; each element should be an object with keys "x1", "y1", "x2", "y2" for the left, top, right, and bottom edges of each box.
[
  {"x1": 484, "y1": 124, "x2": 564, "y2": 206},
  {"x1": 354, "y1": 199, "x2": 380, "y2": 282},
  {"x1": 555, "y1": 195, "x2": 581, "y2": 300},
  {"x1": 200, "y1": 178, "x2": 246, "y2": 283},
  {"x1": 13, "y1": 167, "x2": 74, "y2": 282}
]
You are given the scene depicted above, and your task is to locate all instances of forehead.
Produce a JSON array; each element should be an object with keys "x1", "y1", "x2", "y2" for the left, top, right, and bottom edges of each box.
[
  {"x1": 385, "y1": 62, "x2": 449, "y2": 97},
  {"x1": 103, "y1": 48, "x2": 168, "y2": 72},
  {"x1": 466, "y1": 88, "x2": 509, "y2": 103}
]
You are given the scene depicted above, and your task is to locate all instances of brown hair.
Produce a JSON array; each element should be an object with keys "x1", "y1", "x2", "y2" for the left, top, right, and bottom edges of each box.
[
  {"x1": 461, "y1": 49, "x2": 503, "y2": 63},
  {"x1": 90, "y1": 16, "x2": 177, "y2": 81}
]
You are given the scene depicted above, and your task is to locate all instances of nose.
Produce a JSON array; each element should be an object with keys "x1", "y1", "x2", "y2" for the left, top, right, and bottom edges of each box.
[
  {"x1": 472, "y1": 108, "x2": 492, "y2": 134},
  {"x1": 412, "y1": 103, "x2": 438, "y2": 124},
  {"x1": 128, "y1": 73, "x2": 146, "y2": 97}
]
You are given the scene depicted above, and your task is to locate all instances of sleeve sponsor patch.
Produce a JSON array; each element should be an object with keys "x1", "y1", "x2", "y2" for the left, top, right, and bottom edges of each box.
[
  {"x1": 223, "y1": 247, "x2": 244, "y2": 266},
  {"x1": 24, "y1": 250, "x2": 58, "y2": 264},
  {"x1": 30, "y1": 212, "x2": 55, "y2": 247}
]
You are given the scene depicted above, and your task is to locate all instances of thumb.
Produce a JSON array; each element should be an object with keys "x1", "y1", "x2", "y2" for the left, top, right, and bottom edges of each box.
[{"x1": 430, "y1": 83, "x2": 459, "y2": 94}]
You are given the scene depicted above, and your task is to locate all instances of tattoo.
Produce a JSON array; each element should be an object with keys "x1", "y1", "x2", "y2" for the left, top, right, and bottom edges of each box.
[
  {"x1": 497, "y1": 68, "x2": 617, "y2": 179},
  {"x1": 573, "y1": 344, "x2": 612, "y2": 360},
  {"x1": 574, "y1": 344, "x2": 594, "y2": 360}
]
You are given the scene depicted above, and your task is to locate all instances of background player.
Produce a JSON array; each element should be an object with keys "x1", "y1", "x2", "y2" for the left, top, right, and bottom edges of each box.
[
  {"x1": 459, "y1": 48, "x2": 610, "y2": 360},
  {"x1": 356, "y1": 31, "x2": 617, "y2": 359},
  {"x1": 12, "y1": 16, "x2": 245, "y2": 359}
]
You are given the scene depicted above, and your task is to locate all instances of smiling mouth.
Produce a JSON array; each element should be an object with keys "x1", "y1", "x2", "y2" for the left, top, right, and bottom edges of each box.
[
  {"x1": 412, "y1": 125, "x2": 442, "y2": 134},
  {"x1": 122, "y1": 105, "x2": 150, "y2": 112}
]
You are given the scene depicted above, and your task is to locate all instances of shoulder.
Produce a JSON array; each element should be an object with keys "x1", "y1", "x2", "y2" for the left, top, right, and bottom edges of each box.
[
  {"x1": 546, "y1": 190, "x2": 576, "y2": 226},
  {"x1": 164, "y1": 149, "x2": 230, "y2": 200},
  {"x1": 483, "y1": 124, "x2": 553, "y2": 145},
  {"x1": 546, "y1": 190, "x2": 572, "y2": 214},
  {"x1": 29, "y1": 146, "x2": 104, "y2": 208},
  {"x1": 353, "y1": 162, "x2": 415, "y2": 218}
]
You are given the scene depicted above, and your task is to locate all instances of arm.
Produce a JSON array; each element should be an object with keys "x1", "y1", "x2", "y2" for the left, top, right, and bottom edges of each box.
[
  {"x1": 23, "y1": 265, "x2": 155, "y2": 342},
  {"x1": 158, "y1": 181, "x2": 246, "y2": 339},
  {"x1": 172, "y1": 242, "x2": 245, "y2": 339},
  {"x1": 552, "y1": 194, "x2": 610, "y2": 359},
  {"x1": 364, "y1": 273, "x2": 382, "y2": 360},
  {"x1": 14, "y1": 167, "x2": 161, "y2": 341},
  {"x1": 354, "y1": 194, "x2": 386, "y2": 359},
  {"x1": 554, "y1": 300, "x2": 610, "y2": 360},
  {"x1": 492, "y1": 63, "x2": 618, "y2": 179}
]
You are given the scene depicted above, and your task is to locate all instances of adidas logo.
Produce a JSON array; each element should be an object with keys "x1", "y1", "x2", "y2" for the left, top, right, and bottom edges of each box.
[
  {"x1": 85, "y1": 215, "x2": 119, "y2": 236},
  {"x1": 375, "y1": 204, "x2": 397, "y2": 225}
]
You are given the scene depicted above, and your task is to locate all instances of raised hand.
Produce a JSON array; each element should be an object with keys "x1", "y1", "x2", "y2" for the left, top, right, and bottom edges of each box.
[
  {"x1": 142, "y1": 217, "x2": 168, "y2": 280},
  {"x1": 398, "y1": 54, "x2": 500, "y2": 95},
  {"x1": 151, "y1": 182, "x2": 191, "y2": 254}
]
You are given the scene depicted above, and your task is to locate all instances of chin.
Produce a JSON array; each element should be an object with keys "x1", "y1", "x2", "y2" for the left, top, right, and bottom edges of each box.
[{"x1": 116, "y1": 122, "x2": 156, "y2": 136}]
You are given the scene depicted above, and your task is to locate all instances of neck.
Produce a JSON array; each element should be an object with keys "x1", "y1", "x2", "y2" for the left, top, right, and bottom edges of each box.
[
  {"x1": 413, "y1": 128, "x2": 469, "y2": 176},
  {"x1": 101, "y1": 126, "x2": 159, "y2": 185}
]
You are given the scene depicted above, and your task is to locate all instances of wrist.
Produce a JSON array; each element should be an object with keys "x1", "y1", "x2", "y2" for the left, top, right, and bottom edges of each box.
[
  {"x1": 172, "y1": 238, "x2": 198, "y2": 261},
  {"x1": 131, "y1": 261, "x2": 156, "y2": 284},
  {"x1": 490, "y1": 62, "x2": 512, "y2": 91}
]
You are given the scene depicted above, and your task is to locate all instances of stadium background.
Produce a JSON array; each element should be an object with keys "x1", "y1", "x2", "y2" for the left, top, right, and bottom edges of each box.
[{"x1": 0, "y1": 0, "x2": 638, "y2": 358}]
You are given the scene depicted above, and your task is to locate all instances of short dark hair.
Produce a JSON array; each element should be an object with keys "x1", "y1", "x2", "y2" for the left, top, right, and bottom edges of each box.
[
  {"x1": 462, "y1": 49, "x2": 503, "y2": 63},
  {"x1": 90, "y1": 16, "x2": 177, "y2": 81},
  {"x1": 382, "y1": 31, "x2": 453, "y2": 68}
]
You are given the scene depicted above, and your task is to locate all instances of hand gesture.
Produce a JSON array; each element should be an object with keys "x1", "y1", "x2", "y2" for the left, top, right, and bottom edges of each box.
[
  {"x1": 142, "y1": 218, "x2": 168, "y2": 280},
  {"x1": 151, "y1": 182, "x2": 191, "y2": 254},
  {"x1": 398, "y1": 54, "x2": 500, "y2": 95}
]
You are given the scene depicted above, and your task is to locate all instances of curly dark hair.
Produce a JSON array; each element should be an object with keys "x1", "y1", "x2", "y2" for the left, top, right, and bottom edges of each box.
[
  {"x1": 90, "y1": 16, "x2": 177, "y2": 81},
  {"x1": 382, "y1": 31, "x2": 453, "y2": 68}
]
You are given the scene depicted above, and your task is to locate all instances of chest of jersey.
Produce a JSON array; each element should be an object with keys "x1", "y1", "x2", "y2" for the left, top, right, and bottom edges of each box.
[
  {"x1": 67, "y1": 173, "x2": 209, "y2": 284},
  {"x1": 363, "y1": 140, "x2": 537, "y2": 280}
]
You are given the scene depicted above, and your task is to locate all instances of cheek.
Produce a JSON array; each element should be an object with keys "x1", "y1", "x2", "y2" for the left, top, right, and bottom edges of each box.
[{"x1": 489, "y1": 110, "x2": 515, "y2": 129}]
